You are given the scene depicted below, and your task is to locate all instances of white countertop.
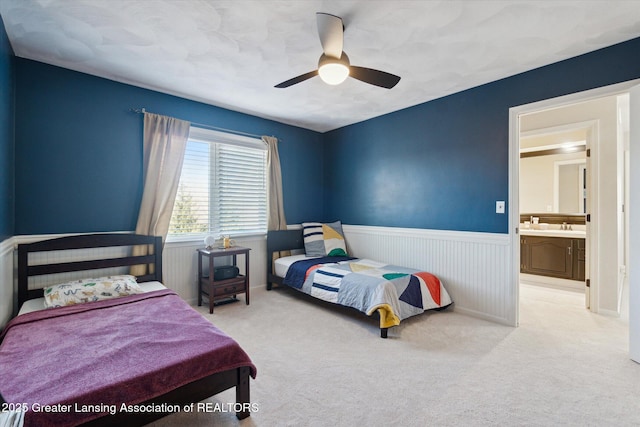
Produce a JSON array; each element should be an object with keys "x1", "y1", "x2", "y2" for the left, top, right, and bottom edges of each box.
[{"x1": 519, "y1": 229, "x2": 586, "y2": 238}]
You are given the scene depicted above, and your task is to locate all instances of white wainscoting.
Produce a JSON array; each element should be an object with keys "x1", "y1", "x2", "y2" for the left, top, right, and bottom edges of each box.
[
  {"x1": 0, "y1": 238, "x2": 14, "y2": 328},
  {"x1": 2, "y1": 228, "x2": 513, "y2": 328},
  {"x1": 163, "y1": 235, "x2": 267, "y2": 305},
  {"x1": 0, "y1": 233, "x2": 268, "y2": 328},
  {"x1": 343, "y1": 225, "x2": 515, "y2": 325}
]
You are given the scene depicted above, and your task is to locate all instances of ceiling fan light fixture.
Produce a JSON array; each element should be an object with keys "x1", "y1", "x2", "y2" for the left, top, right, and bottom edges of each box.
[
  {"x1": 319, "y1": 63, "x2": 349, "y2": 85},
  {"x1": 275, "y1": 14, "x2": 400, "y2": 90},
  {"x1": 318, "y1": 53, "x2": 350, "y2": 85}
]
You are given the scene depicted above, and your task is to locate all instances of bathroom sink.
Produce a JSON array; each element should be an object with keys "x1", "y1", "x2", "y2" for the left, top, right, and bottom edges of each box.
[{"x1": 519, "y1": 229, "x2": 586, "y2": 238}]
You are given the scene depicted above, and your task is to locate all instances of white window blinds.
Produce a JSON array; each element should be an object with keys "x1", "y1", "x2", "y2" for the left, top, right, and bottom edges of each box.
[{"x1": 168, "y1": 127, "x2": 267, "y2": 240}]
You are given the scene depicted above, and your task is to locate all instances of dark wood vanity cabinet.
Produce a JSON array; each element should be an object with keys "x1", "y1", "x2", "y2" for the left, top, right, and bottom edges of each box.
[
  {"x1": 573, "y1": 238, "x2": 586, "y2": 281},
  {"x1": 521, "y1": 236, "x2": 585, "y2": 281}
]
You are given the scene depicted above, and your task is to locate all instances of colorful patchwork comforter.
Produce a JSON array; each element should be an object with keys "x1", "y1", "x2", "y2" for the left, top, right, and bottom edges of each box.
[{"x1": 283, "y1": 257, "x2": 452, "y2": 328}]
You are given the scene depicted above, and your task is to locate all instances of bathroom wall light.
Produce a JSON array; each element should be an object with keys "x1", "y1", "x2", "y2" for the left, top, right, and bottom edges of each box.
[{"x1": 561, "y1": 141, "x2": 586, "y2": 153}]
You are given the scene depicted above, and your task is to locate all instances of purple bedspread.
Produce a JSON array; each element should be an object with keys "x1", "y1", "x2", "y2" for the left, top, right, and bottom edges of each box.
[{"x1": 0, "y1": 289, "x2": 256, "y2": 427}]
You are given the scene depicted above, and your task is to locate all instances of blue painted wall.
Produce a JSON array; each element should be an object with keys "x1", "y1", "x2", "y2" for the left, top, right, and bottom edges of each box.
[
  {"x1": 14, "y1": 59, "x2": 323, "y2": 235},
  {"x1": 12, "y1": 37, "x2": 640, "y2": 236},
  {"x1": 324, "y1": 37, "x2": 640, "y2": 233},
  {"x1": 0, "y1": 17, "x2": 14, "y2": 242}
]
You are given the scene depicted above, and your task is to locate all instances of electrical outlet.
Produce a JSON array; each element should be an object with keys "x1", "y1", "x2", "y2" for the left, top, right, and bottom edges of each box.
[{"x1": 496, "y1": 201, "x2": 505, "y2": 214}]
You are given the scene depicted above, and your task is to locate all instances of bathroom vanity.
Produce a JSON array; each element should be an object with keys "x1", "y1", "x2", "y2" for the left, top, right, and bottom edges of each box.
[
  {"x1": 520, "y1": 233, "x2": 585, "y2": 281},
  {"x1": 519, "y1": 214, "x2": 586, "y2": 282}
]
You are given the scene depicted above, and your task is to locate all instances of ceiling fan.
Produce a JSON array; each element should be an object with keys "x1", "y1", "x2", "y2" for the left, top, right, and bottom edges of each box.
[{"x1": 275, "y1": 12, "x2": 401, "y2": 89}]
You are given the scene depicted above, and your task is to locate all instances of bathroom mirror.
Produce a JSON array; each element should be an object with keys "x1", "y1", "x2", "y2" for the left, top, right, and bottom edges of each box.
[
  {"x1": 520, "y1": 143, "x2": 586, "y2": 214},
  {"x1": 555, "y1": 160, "x2": 586, "y2": 213}
]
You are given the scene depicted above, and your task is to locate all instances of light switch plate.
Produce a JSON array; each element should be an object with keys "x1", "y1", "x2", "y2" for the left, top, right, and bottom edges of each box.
[{"x1": 496, "y1": 201, "x2": 505, "y2": 214}]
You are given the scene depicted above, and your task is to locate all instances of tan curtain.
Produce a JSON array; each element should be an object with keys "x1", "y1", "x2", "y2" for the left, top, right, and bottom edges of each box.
[
  {"x1": 131, "y1": 113, "x2": 191, "y2": 275},
  {"x1": 263, "y1": 135, "x2": 289, "y2": 265},
  {"x1": 263, "y1": 135, "x2": 287, "y2": 230}
]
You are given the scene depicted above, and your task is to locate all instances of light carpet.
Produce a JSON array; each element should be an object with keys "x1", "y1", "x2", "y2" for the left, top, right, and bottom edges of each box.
[{"x1": 150, "y1": 284, "x2": 640, "y2": 426}]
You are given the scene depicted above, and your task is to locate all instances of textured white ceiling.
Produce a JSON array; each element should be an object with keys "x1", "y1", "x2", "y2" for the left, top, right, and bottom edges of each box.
[{"x1": 2, "y1": 0, "x2": 640, "y2": 132}]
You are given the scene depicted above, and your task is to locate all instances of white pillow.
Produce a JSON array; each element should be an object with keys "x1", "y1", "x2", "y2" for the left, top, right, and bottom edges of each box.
[{"x1": 43, "y1": 275, "x2": 143, "y2": 308}]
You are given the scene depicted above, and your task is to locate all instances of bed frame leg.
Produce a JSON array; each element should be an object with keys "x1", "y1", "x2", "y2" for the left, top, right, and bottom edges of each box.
[
  {"x1": 235, "y1": 366, "x2": 251, "y2": 419},
  {"x1": 380, "y1": 328, "x2": 388, "y2": 339},
  {"x1": 267, "y1": 282, "x2": 273, "y2": 291}
]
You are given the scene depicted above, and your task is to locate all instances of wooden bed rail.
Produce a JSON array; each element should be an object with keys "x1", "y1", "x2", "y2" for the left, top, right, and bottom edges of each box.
[
  {"x1": 17, "y1": 233, "x2": 163, "y2": 309},
  {"x1": 266, "y1": 229, "x2": 304, "y2": 290}
]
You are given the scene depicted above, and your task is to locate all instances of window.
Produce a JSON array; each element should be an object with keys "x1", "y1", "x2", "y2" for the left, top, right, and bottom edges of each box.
[{"x1": 168, "y1": 127, "x2": 267, "y2": 240}]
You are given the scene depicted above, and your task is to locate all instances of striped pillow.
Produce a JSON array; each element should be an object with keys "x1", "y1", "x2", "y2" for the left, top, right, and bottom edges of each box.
[{"x1": 302, "y1": 221, "x2": 348, "y2": 257}]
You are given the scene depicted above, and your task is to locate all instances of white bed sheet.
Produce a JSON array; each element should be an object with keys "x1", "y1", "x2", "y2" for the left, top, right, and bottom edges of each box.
[
  {"x1": 274, "y1": 254, "x2": 323, "y2": 278},
  {"x1": 17, "y1": 281, "x2": 167, "y2": 316}
]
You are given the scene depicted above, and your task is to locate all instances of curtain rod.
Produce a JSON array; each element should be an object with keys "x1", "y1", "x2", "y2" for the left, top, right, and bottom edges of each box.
[{"x1": 129, "y1": 107, "x2": 272, "y2": 141}]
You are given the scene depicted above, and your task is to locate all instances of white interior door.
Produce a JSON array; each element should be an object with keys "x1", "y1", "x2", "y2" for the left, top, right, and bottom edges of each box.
[{"x1": 629, "y1": 83, "x2": 640, "y2": 363}]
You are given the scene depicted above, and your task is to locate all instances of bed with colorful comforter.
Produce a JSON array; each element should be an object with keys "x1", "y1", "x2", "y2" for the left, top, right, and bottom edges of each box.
[{"x1": 267, "y1": 227, "x2": 453, "y2": 338}]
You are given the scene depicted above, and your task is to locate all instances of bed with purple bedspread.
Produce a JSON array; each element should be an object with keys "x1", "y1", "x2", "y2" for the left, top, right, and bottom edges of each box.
[{"x1": 0, "y1": 289, "x2": 256, "y2": 427}]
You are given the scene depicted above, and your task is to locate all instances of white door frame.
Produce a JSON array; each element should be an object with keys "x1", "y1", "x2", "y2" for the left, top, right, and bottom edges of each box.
[
  {"x1": 629, "y1": 84, "x2": 640, "y2": 362},
  {"x1": 509, "y1": 78, "x2": 640, "y2": 328}
]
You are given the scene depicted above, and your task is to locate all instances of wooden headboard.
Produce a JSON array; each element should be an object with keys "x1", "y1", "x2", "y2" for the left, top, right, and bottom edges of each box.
[
  {"x1": 266, "y1": 229, "x2": 304, "y2": 290},
  {"x1": 17, "y1": 233, "x2": 163, "y2": 308}
]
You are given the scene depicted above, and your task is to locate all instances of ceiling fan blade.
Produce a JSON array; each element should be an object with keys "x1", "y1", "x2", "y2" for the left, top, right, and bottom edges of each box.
[
  {"x1": 274, "y1": 70, "x2": 319, "y2": 88},
  {"x1": 349, "y1": 66, "x2": 401, "y2": 89},
  {"x1": 316, "y1": 12, "x2": 343, "y2": 58}
]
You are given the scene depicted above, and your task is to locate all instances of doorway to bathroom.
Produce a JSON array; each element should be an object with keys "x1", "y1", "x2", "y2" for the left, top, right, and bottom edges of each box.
[
  {"x1": 509, "y1": 80, "x2": 638, "y2": 358},
  {"x1": 518, "y1": 114, "x2": 592, "y2": 304}
]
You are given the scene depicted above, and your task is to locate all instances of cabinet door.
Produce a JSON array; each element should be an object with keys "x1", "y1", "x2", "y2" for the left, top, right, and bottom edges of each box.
[
  {"x1": 521, "y1": 236, "x2": 573, "y2": 279},
  {"x1": 573, "y1": 238, "x2": 586, "y2": 281}
]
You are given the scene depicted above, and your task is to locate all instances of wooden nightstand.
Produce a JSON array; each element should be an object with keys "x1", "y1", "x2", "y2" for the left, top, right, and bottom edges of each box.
[{"x1": 197, "y1": 246, "x2": 250, "y2": 314}]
